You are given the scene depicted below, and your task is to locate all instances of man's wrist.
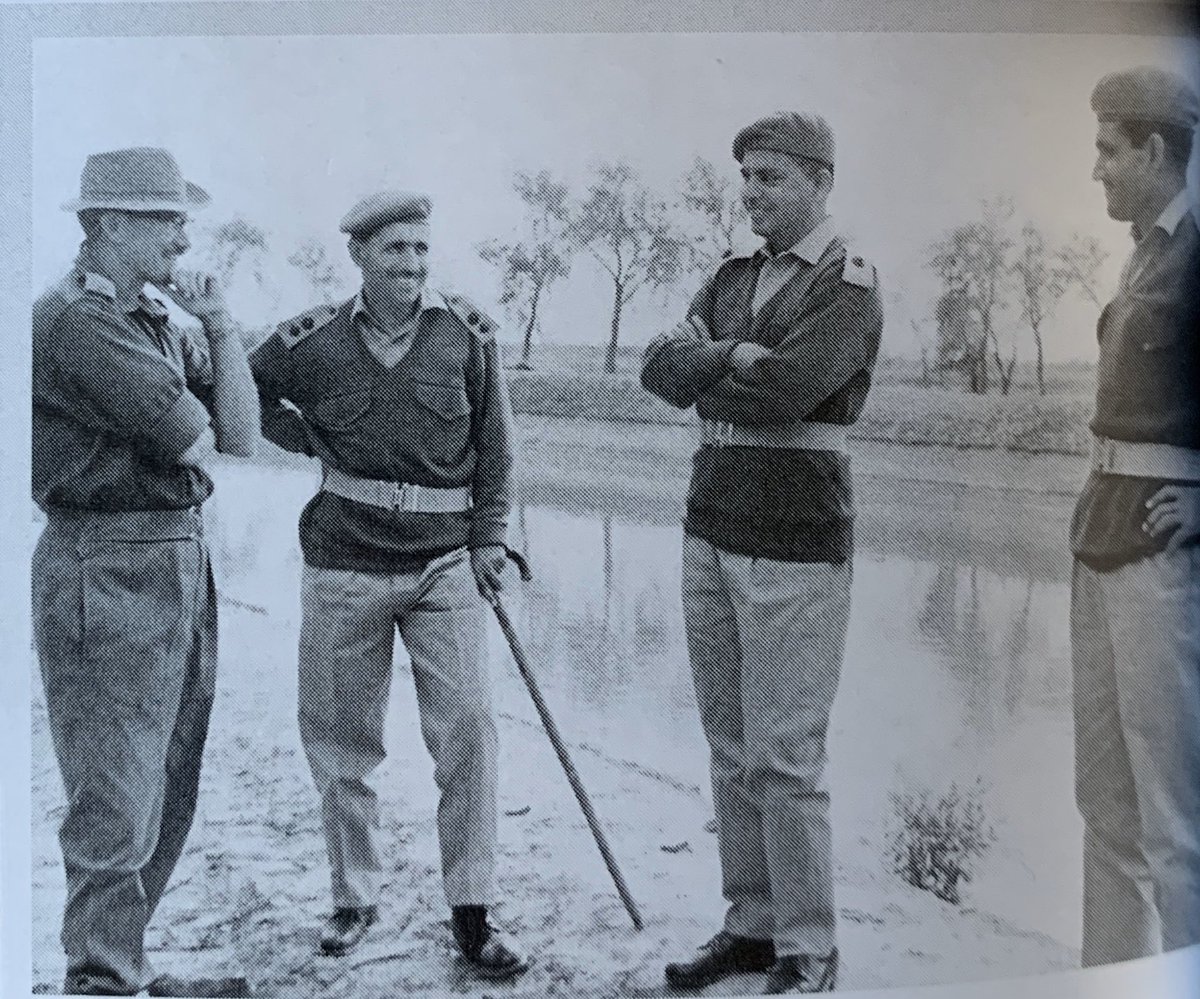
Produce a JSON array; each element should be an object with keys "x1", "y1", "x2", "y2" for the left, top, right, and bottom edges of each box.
[{"x1": 201, "y1": 311, "x2": 237, "y2": 338}]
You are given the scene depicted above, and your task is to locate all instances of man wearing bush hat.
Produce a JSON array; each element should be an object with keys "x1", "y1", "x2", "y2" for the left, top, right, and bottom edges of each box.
[
  {"x1": 249, "y1": 191, "x2": 525, "y2": 978},
  {"x1": 643, "y1": 111, "x2": 883, "y2": 993},
  {"x1": 1071, "y1": 66, "x2": 1200, "y2": 966},
  {"x1": 32, "y1": 147, "x2": 260, "y2": 995}
]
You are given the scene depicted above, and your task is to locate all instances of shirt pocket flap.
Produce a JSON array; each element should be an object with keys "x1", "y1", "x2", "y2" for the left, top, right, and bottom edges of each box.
[
  {"x1": 311, "y1": 391, "x2": 372, "y2": 430},
  {"x1": 413, "y1": 381, "x2": 471, "y2": 421}
]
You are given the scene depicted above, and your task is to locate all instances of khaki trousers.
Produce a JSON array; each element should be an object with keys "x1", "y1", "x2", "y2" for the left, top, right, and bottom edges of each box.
[
  {"x1": 33, "y1": 508, "x2": 216, "y2": 995},
  {"x1": 682, "y1": 534, "x2": 851, "y2": 956},
  {"x1": 298, "y1": 548, "x2": 498, "y2": 910},
  {"x1": 1072, "y1": 548, "x2": 1200, "y2": 966}
]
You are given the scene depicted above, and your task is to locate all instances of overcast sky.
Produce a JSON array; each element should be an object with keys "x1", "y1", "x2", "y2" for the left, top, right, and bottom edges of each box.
[{"x1": 32, "y1": 31, "x2": 1199, "y2": 360}]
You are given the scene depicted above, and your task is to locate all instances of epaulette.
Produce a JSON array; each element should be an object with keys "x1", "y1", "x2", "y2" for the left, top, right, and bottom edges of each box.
[
  {"x1": 276, "y1": 301, "x2": 341, "y2": 348},
  {"x1": 841, "y1": 249, "x2": 877, "y2": 289},
  {"x1": 443, "y1": 292, "x2": 498, "y2": 341},
  {"x1": 82, "y1": 271, "x2": 117, "y2": 301}
]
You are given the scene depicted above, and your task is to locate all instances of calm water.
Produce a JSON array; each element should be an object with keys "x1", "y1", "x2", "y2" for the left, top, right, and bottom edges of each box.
[{"x1": 204, "y1": 462, "x2": 1083, "y2": 952}]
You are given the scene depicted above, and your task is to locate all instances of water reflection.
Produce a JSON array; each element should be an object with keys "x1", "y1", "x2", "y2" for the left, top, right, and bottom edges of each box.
[{"x1": 206, "y1": 464, "x2": 1081, "y2": 949}]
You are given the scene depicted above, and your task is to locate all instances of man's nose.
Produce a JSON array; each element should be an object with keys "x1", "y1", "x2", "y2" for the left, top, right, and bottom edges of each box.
[{"x1": 1092, "y1": 158, "x2": 1104, "y2": 183}]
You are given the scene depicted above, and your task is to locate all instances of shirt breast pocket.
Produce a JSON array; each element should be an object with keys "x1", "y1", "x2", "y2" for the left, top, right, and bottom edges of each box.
[
  {"x1": 413, "y1": 381, "x2": 471, "y2": 422},
  {"x1": 412, "y1": 380, "x2": 472, "y2": 466},
  {"x1": 311, "y1": 391, "x2": 372, "y2": 431}
]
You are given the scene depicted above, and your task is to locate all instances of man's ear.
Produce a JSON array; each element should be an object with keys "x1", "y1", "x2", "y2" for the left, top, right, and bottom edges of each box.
[
  {"x1": 100, "y1": 210, "x2": 128, "y2": 245},
  {"x1": 347, "y1": 237, "x2": 364, "y2": 268},
  {"x1": 1144, "y1": 131, "x2": 1168, "y2": 172}
]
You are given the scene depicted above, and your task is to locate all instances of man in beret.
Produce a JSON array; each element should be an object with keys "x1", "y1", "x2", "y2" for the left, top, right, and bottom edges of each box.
[
  {"x1": 32, "y1": 148, "x2": 259, "y2": 996},
  {"x1": 642, "y1": 113, "x2": 883, "y2": 993},
  {"x1": 249, "y1": 192, "x2": 526, "y2": 978},
  {"x1": 1071, "y1": 66, "x2": 1200, "y2": 966}
]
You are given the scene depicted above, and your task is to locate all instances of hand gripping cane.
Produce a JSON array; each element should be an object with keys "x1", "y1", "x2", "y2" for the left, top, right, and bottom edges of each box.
[{"x1": 487, "y1": 548, "x2": 644, "y2": 931}]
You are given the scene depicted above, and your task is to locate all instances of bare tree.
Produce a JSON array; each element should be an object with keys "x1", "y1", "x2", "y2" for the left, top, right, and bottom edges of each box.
[
  {"x1": 927, "y1": 199, "x2": 1015, "y2": 394},
  {"x1": 678, "y1": 156, "x2": 748, "y2": 269},
  {"x1": 1013, "y1": 227, "x2": 1110, "y2": 395},
  {"x1": 1012, "y1": 223, "x2": 1060, "y2": 395},
  {"x1": 477, "y1": 171, "x2": 574, "y2": 370},
  {"x1": 288, "y1": 239, "x2": 346, "y2": 305},
  {"x1": 570, "y1": 161, "x2": 691, "y2": 374}
]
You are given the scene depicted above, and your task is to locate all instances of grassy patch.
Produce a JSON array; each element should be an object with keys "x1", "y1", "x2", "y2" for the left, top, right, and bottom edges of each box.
[
  {"x1": 504, "y1": 363, "x2": 1094, "y2": 455},
  {"x1": 888, "y1": 779, "x2": 997, "y2": 906}
]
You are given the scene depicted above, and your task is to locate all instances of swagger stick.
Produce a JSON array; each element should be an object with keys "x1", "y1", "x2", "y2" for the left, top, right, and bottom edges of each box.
[{"x1": 488, "y1": 551, "x2": 644, "y2": 931}]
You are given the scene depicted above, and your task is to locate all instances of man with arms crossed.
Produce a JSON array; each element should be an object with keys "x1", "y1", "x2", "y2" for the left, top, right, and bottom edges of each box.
[
  {"x1": 1072, "y1": 67, "x2": 1200, "y2": 966},
  {"x1": 642, "y1": 113, "x2": 882, "y2": 994},
  {"x1": 249, "y1": 192, "x2": 526, "y2": 979},
  {"x1": 32, "y1": 147, "x2": 260, "y2": 996}
]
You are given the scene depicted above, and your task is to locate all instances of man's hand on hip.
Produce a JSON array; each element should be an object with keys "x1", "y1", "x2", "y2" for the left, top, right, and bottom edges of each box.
[
  {"x1": 471, "y1": 545, "x2": 508, "y2": 602},
  {"x1": 1144, "y1": 484, "x2": 1200, "y2": 555}
]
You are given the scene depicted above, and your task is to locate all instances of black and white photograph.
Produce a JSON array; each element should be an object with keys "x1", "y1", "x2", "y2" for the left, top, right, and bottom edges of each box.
[{"x1": 2, "y1": 2, "x2": 1199, "y2": 997}]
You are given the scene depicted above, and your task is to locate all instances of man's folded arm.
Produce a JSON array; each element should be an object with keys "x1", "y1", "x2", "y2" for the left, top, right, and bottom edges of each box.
[
  {"x1": 640, "y1": 279, "x2": 736, "y2": 408},
  {"x1": 702, "y1": 272, "x2": 882, "y2": 426},
  {"x1": 55, "y1": 301, "x2": 212, "y2": 463}
]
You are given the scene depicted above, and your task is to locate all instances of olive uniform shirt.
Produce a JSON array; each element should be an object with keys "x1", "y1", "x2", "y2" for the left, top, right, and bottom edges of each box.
[{"x1": 32, "y1": 252, "x2": 215, "y2": 512}]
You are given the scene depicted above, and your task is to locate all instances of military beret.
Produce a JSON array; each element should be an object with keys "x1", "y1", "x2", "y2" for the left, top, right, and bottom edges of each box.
[
  {"x1": 733, "y1": 112, "x2": 835, "y2": 169},
  {"x1": 1091, "y1": 66, "x2": 1199, "y2": 130},
  {"x1": 339, "y1": 190, "x2": 432, "y2": 239}
]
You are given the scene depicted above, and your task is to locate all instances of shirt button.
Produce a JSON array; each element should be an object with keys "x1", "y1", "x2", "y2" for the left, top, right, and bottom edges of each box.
[{"x1": 301, "y1": 316, "x2": 315, "y2": 330}]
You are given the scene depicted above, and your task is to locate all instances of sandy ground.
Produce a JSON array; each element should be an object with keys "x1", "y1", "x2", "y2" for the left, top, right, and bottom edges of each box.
[
  {"x1": 30, "y1": 426, "x2": 1083, "y2": 995},
  {"x1": 31, "y1": 599, "x2": 1074, "y2": 997}
]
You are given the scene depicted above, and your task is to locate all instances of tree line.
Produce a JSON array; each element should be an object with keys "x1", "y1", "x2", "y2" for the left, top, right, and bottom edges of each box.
[{"x1": 195, "y1": 164, "x2": 1108, "y2": 394}]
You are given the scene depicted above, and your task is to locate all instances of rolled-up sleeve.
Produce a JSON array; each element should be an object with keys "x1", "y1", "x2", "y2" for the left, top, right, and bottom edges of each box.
[{"x1": 54, "y1": 300, "x2": 210, "y2": 461}]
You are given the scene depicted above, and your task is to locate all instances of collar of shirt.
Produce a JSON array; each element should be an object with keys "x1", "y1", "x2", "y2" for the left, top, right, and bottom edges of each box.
[
  {"x1": 354, "y1": 286, "x2": 448, "y2": 366},
  {"x1": 754, "y1": 215, "x2": 838, "y2": 266},
  {"x1": 1120, "y1": 189, "x2": 1194, "y2": 291},
  {"x1": 1150, "y1": 189, "x2": 1193, "y2": 239},
  {"x1": 73, "y1": 245, "x2": 167, "y2": 319}
]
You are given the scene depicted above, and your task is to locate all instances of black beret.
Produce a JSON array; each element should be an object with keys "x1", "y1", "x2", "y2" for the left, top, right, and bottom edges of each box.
[
  {"x1": 733, "y1": 112, "x2": 835, "y2": 169},
  {"x1": 1091, "y1": 67, "x2": 1199, "y2": 130},
  {"x1": 340, "y1": 190, "x2": 432, "y2": 239}
]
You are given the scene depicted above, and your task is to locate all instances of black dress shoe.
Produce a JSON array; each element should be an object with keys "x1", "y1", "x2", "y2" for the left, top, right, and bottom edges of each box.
[
  {"x1": 665, "y1": 930, "x2": 776, "y2": 990},
  {"x1": 319, "y1": 905, "x2": 379, "y2": 955},
  {"x1": 60, "y1": 971, "x2": 132, "y2": 996},
  {"x1": 145, "y1": 974, "x2": 253, "y2": 997},
  {"x1": 451, "y1": 907, "x2": 530, "y2": 980},
  {"x1": 762, "y1": 950, "x2": 839, "y2": 994}
]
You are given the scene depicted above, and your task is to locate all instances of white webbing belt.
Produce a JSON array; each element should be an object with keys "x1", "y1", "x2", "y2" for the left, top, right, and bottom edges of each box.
[
  {"x1": 322, "y1": 466, "x2": 473, "y2": 512},
  {"x1": 1090, "y1": 435, "x2": 1200, "y2": 481},
  {"x1": 699, "y1": 418, "x2": 849, "y2": 452}
]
